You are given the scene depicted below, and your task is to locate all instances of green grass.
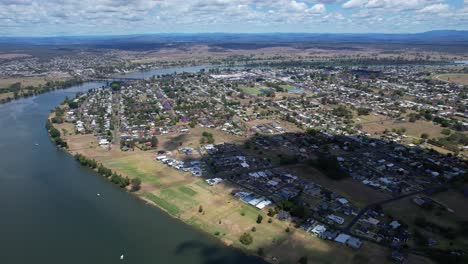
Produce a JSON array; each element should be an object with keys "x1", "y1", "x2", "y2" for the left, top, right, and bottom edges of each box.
[
  {"x1": 237, "y1": 204, "x2": 260, "y2": 220},
  {"x1": 240, "y1": 86, "x2": 262, "y2": 95},
  {"x1": 160, "y1": 188, "x2": 198, "y2": 211},
  {"x1": 105, "y1": 159, "x2": 162, "y2": 187},
  {"x1": 279, "y1": 85, "x2": 294, "y2": 90},
  {"x1": 186, "y1": 216, "x2": 227, "y2": 236},
  {"x1": 142, "y1": 192, "x2": 181, "y2": 216},
  {"x1": 195, "y1": 180, "x2": 211, "y2": 190},
  {"x1": 178, "y1": 186, "x2": 198, "y2": 196}
]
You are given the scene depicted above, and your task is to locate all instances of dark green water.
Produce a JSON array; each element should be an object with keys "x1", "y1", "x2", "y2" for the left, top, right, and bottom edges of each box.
[{"x1": 0, "y1": 67, "x2": 263, "y2": 264}]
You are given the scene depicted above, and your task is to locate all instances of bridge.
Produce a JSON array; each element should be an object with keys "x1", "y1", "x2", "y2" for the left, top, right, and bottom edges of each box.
[{"x1": 87, "y1": 77, "x2": 143, "y2": 82}]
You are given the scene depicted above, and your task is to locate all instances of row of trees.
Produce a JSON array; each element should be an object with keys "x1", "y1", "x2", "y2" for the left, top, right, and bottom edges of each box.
[
  {"x1": 73, "y1": 153, "x2": 133, "y2": 189},
  {"x1": 45, "y1": 120, "x2": 68, "y2": 149},
  {"x1": 0, "y1": 78, "x2": 84, "y2": 105}
]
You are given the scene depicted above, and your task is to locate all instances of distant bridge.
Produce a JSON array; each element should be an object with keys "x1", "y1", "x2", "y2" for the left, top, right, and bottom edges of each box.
[{"x1": 87, "y1": 77, "x2": 143, "y2": 82}]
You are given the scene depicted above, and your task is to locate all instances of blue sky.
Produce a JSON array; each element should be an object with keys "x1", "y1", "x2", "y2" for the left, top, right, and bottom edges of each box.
[{"x1": 0, "y1": 0, "x2": 467, "y2": 36}]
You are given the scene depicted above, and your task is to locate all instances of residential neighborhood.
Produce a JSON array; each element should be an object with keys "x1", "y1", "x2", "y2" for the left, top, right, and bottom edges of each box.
[{"x1": 51, "y1": 64, "x2": 468, "y2": 264}]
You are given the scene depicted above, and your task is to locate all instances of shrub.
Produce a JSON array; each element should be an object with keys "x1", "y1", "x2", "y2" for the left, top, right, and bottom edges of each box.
[
  {"x1": 130, "y1": 178, "x2": 142, "y2": 192},
  {"x1": 256, "y1": 214, "x2": 263, "y2": 224},
  {"x1": 239, "y1": 233, "x2": 253, "y2": 245}
]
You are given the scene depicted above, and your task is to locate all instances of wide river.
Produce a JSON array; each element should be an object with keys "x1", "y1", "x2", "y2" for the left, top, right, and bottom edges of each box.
[{"x1": 0, "y1": 66, "x2": 263, "y2": 264}]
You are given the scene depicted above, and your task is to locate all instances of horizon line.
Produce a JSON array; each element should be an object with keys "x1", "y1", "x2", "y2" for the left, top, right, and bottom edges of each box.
[{"x1": 2, "y1": 29, "x2": 468, "y2": 38}]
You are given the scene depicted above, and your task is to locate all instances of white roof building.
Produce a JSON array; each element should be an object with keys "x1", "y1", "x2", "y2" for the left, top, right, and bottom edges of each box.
[{"x1": 334, "y1": 233, "x2": 351, "y2": 244}]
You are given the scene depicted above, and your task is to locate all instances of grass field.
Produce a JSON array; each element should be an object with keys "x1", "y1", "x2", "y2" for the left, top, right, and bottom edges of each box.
[
  {"x1": 383, "y1": 195, "x2": 468, "y2": 251},
  {"x1": 288, "y1": 164, "x2": 392, "y2": 207},
  {"x1": 158, "y1": 126, "x2": 245, "y2": 152},
  {"x1": 0, "y1": 77, "x2": 48, "y2": 89},
  {"x1": 240, "y1": 86, "x2": 268, "y2": 95},
  {"x1": 356, "y1": 114, "x2": 444, "y2": 139},
  {"x1": 435, "y1": 73, "x2": 468, "y2": 85},
  {"x1": 142, "y1": 192, "x2": 182, "y2": 216}
]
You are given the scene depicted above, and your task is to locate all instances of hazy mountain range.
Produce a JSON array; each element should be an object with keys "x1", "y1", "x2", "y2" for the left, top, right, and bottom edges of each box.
[{"x1": 1, "y1": 30, "x2": 467, "y2": 52}]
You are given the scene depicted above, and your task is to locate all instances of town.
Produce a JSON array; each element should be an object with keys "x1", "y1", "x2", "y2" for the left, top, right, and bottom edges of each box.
[{"x1": 51, "y1": 63, "x2": 468, "y2": 264}]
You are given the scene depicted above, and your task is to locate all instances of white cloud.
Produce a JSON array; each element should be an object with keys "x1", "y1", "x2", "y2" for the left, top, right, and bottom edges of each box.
[
  {"x1": 309, "y1": 3, "x2": 326, "y2": 13},
  {"x1": 417, "y1": 3, "x2": 449, "y2": 13},
  {"x1": 343, "y1": 0, "x2": 445, "y2": 11},
  {"x1": 0, "y1": 0, "x2": 465, "y2": 35},
  {"x1": 342, "y1": 0, "x2": 367, "y2": 9}
]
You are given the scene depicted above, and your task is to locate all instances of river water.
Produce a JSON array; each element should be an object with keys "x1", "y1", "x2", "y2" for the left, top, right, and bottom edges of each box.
[{"x1": 0, "y1": 67, "x2": 263, "y2": 264}]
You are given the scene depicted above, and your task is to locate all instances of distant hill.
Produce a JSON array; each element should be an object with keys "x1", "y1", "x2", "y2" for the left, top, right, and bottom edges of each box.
[{"x1": 1, "y1": 31, "x2": 467, "y2": 52}]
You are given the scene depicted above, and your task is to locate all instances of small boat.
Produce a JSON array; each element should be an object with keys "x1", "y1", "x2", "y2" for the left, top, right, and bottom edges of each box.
[
  {"x1": 97, "y1": 193, "x2": 101, "y2": 196},
  {"x1": 34, "y1": 143, "x2": 39, "y2": 146},
  {"x1": 120, "y1": 254, "x2": 124, "y2": 260}
]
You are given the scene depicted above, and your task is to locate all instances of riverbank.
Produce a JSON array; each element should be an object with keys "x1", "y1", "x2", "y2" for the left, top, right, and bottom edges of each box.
[
  {"x1": 46, "y1": 103, "x2": 436, "y2": 264},
  {"x1": 0, "y1": 77, "x2": 85, "y2": 105}
]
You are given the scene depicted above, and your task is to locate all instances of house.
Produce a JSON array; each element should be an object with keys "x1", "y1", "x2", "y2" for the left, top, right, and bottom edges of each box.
[
  {"x1": 363, "y1": 217, "x2": 380, "y2": 226},
  {"x1": 322, "y1": 230, "x2": 339, "y2": 240},
  {"x1": 240, "y1": 162, "x2": 250, "y2": 168},
  {"x1": 248, "y1": 198, "x2": 264, "y2": 206},
  {"x1": 98, "y1": 139, "x2": 109, "y2": 145},
  {"x1": 205, "y1": 178, "x2": 223, "y2": 186},
  {"x1": 334, "y1": 233, "x2": 351, "y2": 244},
  {"x1": 311, "y1": 225, "x2": 327, "y2": 236},
  {"x1": 337, "y1": 198, "x2": 349, "y2": 205},
  {"x1": 389, "y1": 220, "x2": 401, "y2": 229},
  {"x1": 346, "y1": 237, "x2": 363, "y2": 249},
  {"x1": 267, "y1": 180, "x2": 279, "y2": 187},
  {"x1": 305, "y1": 186, "x2": 321, "y2": 196},
  {"x1": 328, "y1": 214, "x2": 345, "y2": 225},
  {"x1": 256, "y1": 200, "x2": 271, "y2": 209}
]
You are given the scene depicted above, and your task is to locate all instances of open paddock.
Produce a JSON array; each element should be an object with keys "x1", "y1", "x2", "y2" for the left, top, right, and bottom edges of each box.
[
  {"x1": 0, "y1": 77, "x2": 48, "y2": 89},
  {"x1": 435, "y1": 73, "x2": 468, "y2": 85},
  {"x1": 356, "y1": 114, "x2": 444, "y2": 139},
  {"x1": 287, "y1": 164, "x2": 392, "y2": 207}
]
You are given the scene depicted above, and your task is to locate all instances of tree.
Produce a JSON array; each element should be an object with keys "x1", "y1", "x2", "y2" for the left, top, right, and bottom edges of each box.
[
  {"x1": 110, "y1": 82, "x2": 121, "y2": 91},
  {"x1": 257, "y1": 247, "x2": 265, "y2": 257},
  {"x1": 49, "y1": 127, "x2": 61, "y2": 138},
  {"x1": 357, "y1": 107, "x2": 371, "y2": 116},
  {"x1": 441, "y1": 128, "x2": 451, "y2": 135},
  {"x1": 310, "y1": 153, "x2": 347, "y2": 180},
  {"x1": 130, "y1": 178, "x2": 141, "y2": 192},
  {"x1": 239, "y1": 232, "x2": 253, "y2": 245},
  {"x1": 151, "y1": 136, "x2": 158, "y2": 148},
  {"x1": 421, "y1": 133, "x2": 429, "y2": 139},
  {"x1": 306, "y1": 128, "x2": 319, "y2": 136},
  {"x1": 298, "y1": 256, "x2": 308, "y2": 264},
  {"x1": 256, "y1": 214, "x2": 263, "y2": 224},
  {"x1": 267, "y1": 208, "x2": 276, "y2": 217}
]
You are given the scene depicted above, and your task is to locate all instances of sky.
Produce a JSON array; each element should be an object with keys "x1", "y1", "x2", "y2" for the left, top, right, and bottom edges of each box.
[{"x1": 0, "y1": 0, "x2": 467, "y2": 36}]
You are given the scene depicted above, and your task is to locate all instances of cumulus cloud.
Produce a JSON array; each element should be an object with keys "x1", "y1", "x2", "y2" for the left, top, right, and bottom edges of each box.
[
  {"x1": 343, "y1": 0, "x2": 445, "y2": 11},
  {"x1": 417, "y1": 3, "x2": 449, "y2": 13},
  {"x1": 0, "y1": 0, "x2": 464, "y2": 35},
  {"x1": 342, "y1": 0, "x2": 367, "y2": 9}
]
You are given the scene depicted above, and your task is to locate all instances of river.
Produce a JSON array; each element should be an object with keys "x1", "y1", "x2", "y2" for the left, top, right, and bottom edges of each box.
[{"x1": 0, "y1": 67, "x2": 263, "y2": 264}]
